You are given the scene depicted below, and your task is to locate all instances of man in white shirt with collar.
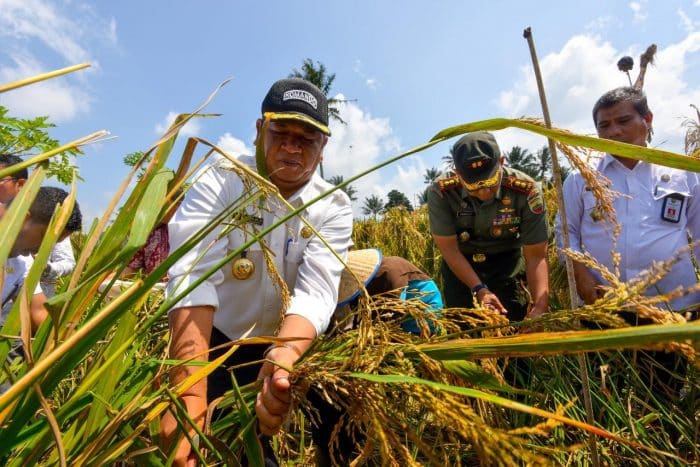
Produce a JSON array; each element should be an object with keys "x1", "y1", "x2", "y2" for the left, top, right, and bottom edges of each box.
[
  {"x1": 162, "y1": 78, "x2": 353, "y2": 465},
  {"x1": 557, "y1": 86, "x2": 700, "y2": 312}
]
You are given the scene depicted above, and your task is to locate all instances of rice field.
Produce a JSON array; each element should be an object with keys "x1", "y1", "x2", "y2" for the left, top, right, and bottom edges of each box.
[{"x1": 0, "y1": 67, "x2": 699, "y2": 466}]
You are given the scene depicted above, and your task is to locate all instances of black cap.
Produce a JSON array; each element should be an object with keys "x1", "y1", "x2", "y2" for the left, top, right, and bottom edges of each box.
[
  {"x1": 452, "y1": 131, "x2": 501, "y2": 185},
  {"x1": 261, "y1": 78, "x2": 330, "y2": 135}
]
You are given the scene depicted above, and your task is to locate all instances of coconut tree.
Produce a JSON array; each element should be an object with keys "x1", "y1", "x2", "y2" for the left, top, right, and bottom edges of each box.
[
  {"x1": 423, "y1": 167, "x2": 441, "y2": 185},
  {"x1": 326, "y1": 174, "x2": 358, "y2": 201},
  {"x1": 506, "y1": 145, "x2": 539, "y2": 179},
  {"x1": 362, "y1": 194, "x2": 384, "y2": 218},
  {"x1": 289, "y1": 58, "x2": 345, "y2": 125}
]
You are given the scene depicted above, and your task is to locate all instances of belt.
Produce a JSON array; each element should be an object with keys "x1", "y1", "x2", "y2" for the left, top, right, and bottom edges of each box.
[{"x1": 465, "y1": 249, "x2": 520, "y2": 264}]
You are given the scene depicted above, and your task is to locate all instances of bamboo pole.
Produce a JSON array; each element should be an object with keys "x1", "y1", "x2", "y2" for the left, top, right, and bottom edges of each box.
[{"x1": 522, "y1": 27, "x2": 601, "y2": 467}]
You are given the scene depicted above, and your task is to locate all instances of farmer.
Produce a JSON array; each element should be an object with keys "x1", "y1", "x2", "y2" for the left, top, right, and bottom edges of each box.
[
  {"x1": 0, "y1": 155, "x2": 77, "y2": 298},
  {"x1": 556, "y1": 86, "x2": 700, "y2": 312},
  {"x1": 427, "y1": 131, "x2": 549, "y2": 322},
  {"x1": 162, "y1": 78, "x2": 353, "y2": 465}
]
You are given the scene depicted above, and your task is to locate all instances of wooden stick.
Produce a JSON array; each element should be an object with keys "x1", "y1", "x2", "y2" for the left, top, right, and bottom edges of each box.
[{"x1": 523, "y1": 26, "x2": 601, "y2": 467}]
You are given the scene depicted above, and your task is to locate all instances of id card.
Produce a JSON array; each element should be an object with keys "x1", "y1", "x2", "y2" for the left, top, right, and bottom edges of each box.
[{"x1": 661, "y1": 194, "x2": 684, "y2": 223}]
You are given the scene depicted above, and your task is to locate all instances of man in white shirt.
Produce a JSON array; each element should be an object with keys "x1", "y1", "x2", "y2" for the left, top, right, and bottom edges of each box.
[
  {"x1": 0, "y1": 155, "x2": 77, "y2": 298},
  {"x1": 162, "y1": 78, "x2": 353, "y2": 465},
  {"x1": 556, "y1": 86, "x2": 700, "y2": 312},
  {"x1": 1, "y1": 187, "x2": 83, "y2": 331},
  {"x1": 556, "y1": 87, "x2": 699, "y2": 402}
]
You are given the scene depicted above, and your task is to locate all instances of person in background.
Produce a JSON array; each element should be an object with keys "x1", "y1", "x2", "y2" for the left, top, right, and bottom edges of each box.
[
  {"x1": 555, "y1": 86, "x2": 700, "y2": 400},
  {"x1": 0, "y1": 154, "x2": 76, "y2": 298}
]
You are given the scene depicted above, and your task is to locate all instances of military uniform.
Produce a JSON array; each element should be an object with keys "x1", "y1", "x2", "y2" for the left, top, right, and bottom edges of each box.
[{"x1": 428, "y1": 167, "x2": 548, "y2": 320}]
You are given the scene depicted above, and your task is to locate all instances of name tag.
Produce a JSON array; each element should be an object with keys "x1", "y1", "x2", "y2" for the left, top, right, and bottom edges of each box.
[{"x1": 661, "y1": 194, "x2": 684, "y2": 223}]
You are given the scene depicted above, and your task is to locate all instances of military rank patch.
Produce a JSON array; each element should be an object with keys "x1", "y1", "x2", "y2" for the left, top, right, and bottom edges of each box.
[
  {"x1": 527, "y1": 190, "x2": 544, "y2": 214},
  {"x1": 503, "y1": 176, "x2": 534, "y2": 194},
  {"x1": 437, "y1": 176, "x2": 461, "y2": 191}
]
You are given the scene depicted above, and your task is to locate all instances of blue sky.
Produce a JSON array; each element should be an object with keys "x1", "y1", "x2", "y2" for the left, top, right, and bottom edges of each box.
[{"x1": 1, "y1": 0, "x2": 699, "y2": 221}]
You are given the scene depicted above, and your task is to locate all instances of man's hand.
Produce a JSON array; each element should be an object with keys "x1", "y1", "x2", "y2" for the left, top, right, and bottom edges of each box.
[
  {"x1": 160, "y1": 394, "x2": 207, "y2": 467},
  {"x1": 255, "y1": 346, "x2": 299, "y2": 436},
  {"x1": 573, "y1": 262, "x2": 604, "y2": 305},
  {"x1": 476, "y1": 288, "x2": 508, "y2": 316}
]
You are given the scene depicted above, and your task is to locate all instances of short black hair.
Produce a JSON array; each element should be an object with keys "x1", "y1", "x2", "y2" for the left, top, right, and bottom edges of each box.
[
  {"x1": 0, "y1": 154, "x2": 28, "y2": 180},
  {"x1": 592, "y1": 87, "x2": 651, "y2": 126},
  {"x1": 29, "y1": 186, "x2": 82, "y2": 233}
]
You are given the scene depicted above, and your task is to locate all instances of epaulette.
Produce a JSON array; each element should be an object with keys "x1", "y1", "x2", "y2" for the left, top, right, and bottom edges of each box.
[
  {"x1": 503, "y1": 175, "x2": 534, "y2": 194},
  {"x1": 437, "y1": 176, "x2": 461, "y2": 192}
]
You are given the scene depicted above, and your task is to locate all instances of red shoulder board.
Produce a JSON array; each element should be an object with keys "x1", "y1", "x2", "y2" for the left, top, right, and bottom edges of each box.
[
  {"x1": 503, "y1": 175, "x2": 534, "y2": 194},
  {"x1": 437, "y1": 176, "x2": 461, "y2": 192}
]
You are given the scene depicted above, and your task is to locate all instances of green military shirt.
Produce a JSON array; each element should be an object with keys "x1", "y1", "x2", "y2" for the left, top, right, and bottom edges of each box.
[{"x1": 427, "y1": 167, "x2": 549, "y2": 256}]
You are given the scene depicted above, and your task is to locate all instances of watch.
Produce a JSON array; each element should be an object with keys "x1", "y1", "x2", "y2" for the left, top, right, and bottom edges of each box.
[{"x1": 472, "y1": 283, "x2": 488, "y2": 295}]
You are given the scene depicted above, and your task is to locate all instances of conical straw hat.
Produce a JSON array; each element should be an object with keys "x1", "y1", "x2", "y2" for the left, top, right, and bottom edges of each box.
[{"x1": 337, "y1": 248, "x2": 383, "y2": 307}]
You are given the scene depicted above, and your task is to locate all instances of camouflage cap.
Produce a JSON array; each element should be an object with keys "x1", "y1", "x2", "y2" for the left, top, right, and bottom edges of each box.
[{"x1": 452, "y1": 131, "x2": 501, "y2": 186}]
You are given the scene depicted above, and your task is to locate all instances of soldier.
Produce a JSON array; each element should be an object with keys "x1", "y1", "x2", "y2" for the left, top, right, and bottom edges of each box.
[{"x1": 427, "y1": 131, "x2": 549, "y2": 322}]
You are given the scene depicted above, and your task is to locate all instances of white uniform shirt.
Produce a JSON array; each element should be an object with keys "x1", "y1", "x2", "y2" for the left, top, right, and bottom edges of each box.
[
  {"x1": 556, "y1": 154, "x2": 700, "y2": 310},
  {"x1": 167, "y1": 154, "x2": 353, "y2": 340},
  {"x1": 2, "y1": 255, "x2": 41, "y2": 327}
]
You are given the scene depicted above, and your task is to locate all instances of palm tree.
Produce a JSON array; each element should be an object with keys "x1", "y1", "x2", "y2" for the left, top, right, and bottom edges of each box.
[
  {"x1": 441, "y1": 146, "x2": 455, "y2": 172},
  {"x1": 423, "y1": 167, "x2": 441, "y2": 185},
  {"x1": 326, "y1": 175, "x2": 358, "y2": 202},
  {"x1": 362, "y1": 194, "x2": 384, "y2": 218},
  {"x1": 536, "y1": 145, "x2": 550, "y2": 181},
  {"x1": 418, "y1": 188, "x2": 429, "y2": 206},
  {"x1": 505, "y1": 146, "x2": 539, "y2": 179},
  {"x1": 289, "y1": 58, "x2": 345, "y2": 125}
]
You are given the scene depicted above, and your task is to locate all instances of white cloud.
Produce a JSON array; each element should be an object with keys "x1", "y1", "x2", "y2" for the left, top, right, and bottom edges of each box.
[
  {"x1": 495, "y1": 32, "x2": 700, "y2": 156},
  {"x1": 323, "y1": 94, "x2": 427, "y2": 216},
  {"x1": 155, "y1": 111, "x2": 202, "y2": 138},
  {"x1": 585, "y1": 16, "x2": 613, "y2": 33},
  {"x1": 0, "y1": 0, "x2": 89, "y2": 63},
  {"x1": 353, "y1": 59, "x2": 380, "y2": 91},
  {"x1": 678, "y1": 8, "x2": 699, "y2": 33},
  {"x1": 629, "y1": 1, "x2": 647, "y2": 22},
  {"x1": 0, "y1": 0, "x2": 118, "y2": 121},
  {"x1": 0, "y1": 53, "x2": 91, "y2": 122},
  {"x1": 216, "y1": 132, "x2": 252, "y2": 156}
]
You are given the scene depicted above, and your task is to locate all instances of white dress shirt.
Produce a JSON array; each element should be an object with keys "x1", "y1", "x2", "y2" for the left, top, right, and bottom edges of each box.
[
  {"x1": 556, "y1": 154, "x2": 700, "y2": 310},
  {"x1": 2, "y1": 255, "x2": 41, "y2": 326},
  {"x1": 40, "y1": 237, "x2": 76, "y2": 297},
  {"x1": 167, "y1": 154, "x2": 353, "y2": 340}
]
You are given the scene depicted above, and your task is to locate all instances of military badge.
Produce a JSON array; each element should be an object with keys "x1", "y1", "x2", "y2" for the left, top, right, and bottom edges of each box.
[
  {"x1": 437, "y1": 176, "x2": 461, "y2": 191},
  {"x1": 527, "y1": 190, "x2": 544, "y2": 214}
]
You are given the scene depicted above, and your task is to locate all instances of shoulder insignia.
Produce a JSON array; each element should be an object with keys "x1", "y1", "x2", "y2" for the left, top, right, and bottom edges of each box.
[
  {"x1": 503, "y1": 175, "x2": 534, "y2": 194},
  {"x1": 437, "y1": 176, "x2": 461, "y2": 192}
]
